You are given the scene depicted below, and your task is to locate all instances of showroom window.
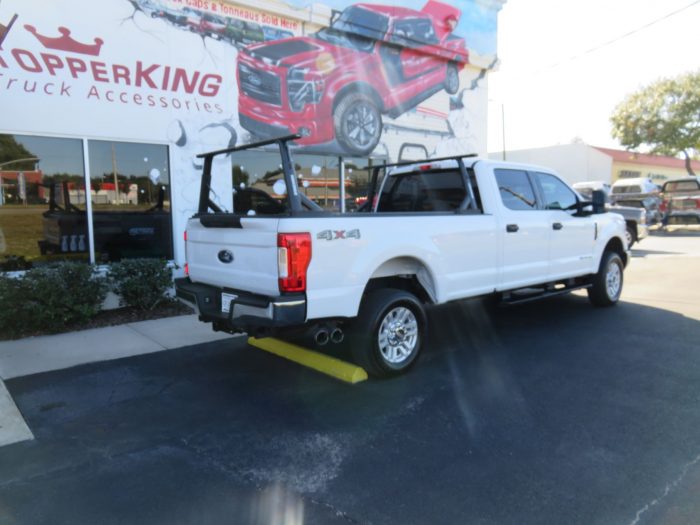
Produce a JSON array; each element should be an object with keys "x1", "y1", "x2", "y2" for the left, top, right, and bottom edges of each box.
[
  {"x1": 88, "y1": 140, "x2": 172, "y2": 262},
  {"x1": 0, "y1": 133, "x2": 172, "y2": 269},
  {"x1": 0, "y1": 134, "x2": 88, "y2": 268}
]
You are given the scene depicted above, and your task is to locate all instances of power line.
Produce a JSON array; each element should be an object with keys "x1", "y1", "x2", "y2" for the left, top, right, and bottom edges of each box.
[{"x1": 536, "y1": 0, "x2": 700, "y2": 74}]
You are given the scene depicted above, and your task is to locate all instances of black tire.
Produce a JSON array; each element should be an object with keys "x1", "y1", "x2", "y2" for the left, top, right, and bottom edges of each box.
[
  {"x1": 348, "y1": 289, "x2": 426, "y2": 377},
  {"x1": 445, "y1": 63, "x2": 459, "y2": 95},
  {"x1": 625, "y1": 225, "x2": 636, "y2": 249},
  {"x1": 587, "y1": 251, "x2": 624, "y2": 307},
  {"x1": 333, "y1": 91, "x2": 382, "y2": 156}
]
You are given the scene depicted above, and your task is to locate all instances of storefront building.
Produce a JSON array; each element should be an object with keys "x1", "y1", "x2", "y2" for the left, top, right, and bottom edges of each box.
[{"x1": 0, "y1": 0, "x2": 505, "y2": 269}]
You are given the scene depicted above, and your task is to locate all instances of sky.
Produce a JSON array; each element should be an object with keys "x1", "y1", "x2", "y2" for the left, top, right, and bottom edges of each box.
[{"x1": 486, "y1": 0, "x2": 700, "y2": 155}]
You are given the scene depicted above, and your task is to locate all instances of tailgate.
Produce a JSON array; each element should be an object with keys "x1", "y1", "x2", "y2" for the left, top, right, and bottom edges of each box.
[{"x1": 186, "y1": 217, "x2": 280, "y2": 296}]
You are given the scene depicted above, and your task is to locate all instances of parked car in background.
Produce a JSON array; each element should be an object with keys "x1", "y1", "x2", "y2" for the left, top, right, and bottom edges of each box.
[
  {"x1": 150, "y1": 5, "x2": 188, "y2": 27},
  {"x1": 574, "y1": 181, "x2": 649, "y2": 247},
  {"x1": 609, "y1": 177, "x2": 662, "y2": 223},
  {"x1": 262, "y1": 26, "x2": 294, "y2": 41},
  {"x1": 225, "y1": 19, "x2": 265, "y2": 46},
  {"x1": 660, "y1": 177, "x2": 700, "y2": 225}
]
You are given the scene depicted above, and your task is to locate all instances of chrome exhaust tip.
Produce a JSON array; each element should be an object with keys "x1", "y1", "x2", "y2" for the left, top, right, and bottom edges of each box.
[
  {"x1": 330, "y1": 328, "x2": 344, "y2": 344},
  {"x1": 314, "y1": 329, "x2": 330, "y2": 346}
]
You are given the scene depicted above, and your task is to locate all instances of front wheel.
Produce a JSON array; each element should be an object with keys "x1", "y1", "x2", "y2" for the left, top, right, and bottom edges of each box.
[
  {"x1": 333, "y1": 91, "x2": 382, "y2": 156},
  {"x1": 587, "y1": 251, "x2": 624, "y2": 307},
  {"x1": 348, "y1": 289, "x2": 426, "y2": 377}
]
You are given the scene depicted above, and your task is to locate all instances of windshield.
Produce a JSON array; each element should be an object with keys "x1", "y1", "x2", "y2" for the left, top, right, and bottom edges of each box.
[{"x1": 315, "y1": 7, "x2": 388, "y2": 52}]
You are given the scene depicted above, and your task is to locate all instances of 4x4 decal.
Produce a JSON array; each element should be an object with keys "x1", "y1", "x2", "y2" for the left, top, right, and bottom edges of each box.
[{"x1": 317, "y1": 229, "x2": 361, "y2": 241}]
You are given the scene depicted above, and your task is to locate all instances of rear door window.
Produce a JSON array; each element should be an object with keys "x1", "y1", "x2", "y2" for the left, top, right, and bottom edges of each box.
[{"x1": 378, "y1": 170, "x2": 466, "y2": 212}]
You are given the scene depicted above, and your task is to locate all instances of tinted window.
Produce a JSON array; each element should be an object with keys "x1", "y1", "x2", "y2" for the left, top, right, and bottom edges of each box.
[
  {"x1": 391, "y1": 18, "x2": 438, "y2": 47},
  {"x1": 495, "y1": 169, "x2": 537, "y2": 211},
  {"x1": 663, "y1": 180, "x2": 700, "y2": 193},
  {"x1": 535, "y1": 172, "x2": 577, "y2": 211},
  {"x1": 378, "y1": 170, "x2": 466, "y2": 212},
  {"x1": 612, "y1": 185, "x2": 641, "y2": 194}
]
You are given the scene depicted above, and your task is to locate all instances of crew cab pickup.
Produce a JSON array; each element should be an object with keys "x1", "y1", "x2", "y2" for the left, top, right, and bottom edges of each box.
[
  {"x1": 176, "y1": 136, "x2": 629, "y2": 376},
  {"x1": 660, "y1": 177, "x2": 700, "y2": 225},
  {"x1": 237, "y1": 0, "x2": 468, "y2": 156}
]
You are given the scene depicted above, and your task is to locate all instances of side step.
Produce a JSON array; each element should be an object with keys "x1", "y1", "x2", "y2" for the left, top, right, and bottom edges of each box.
[{"x1": 501, "y1": 283, "x2": 591, "y2": 306}]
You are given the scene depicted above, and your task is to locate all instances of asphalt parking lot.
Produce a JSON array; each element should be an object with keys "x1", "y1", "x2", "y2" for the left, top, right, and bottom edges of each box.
[{"x1": 1, "y1": 231, "x2": 700, "y2": 525}]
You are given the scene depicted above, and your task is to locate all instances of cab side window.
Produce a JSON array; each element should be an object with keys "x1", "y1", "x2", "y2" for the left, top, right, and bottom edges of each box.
[
  {"x1": 535, "y1": 172, "x2": 577, "y2": 212},
  {"x1": 495, "y1": 169, "x2": 537, "y2": 211}
]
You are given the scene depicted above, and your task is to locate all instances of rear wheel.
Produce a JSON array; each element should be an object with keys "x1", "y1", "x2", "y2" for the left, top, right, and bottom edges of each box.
[
  {"x1": 348, "y1": 289, "x2": 426, "y2": 377},
  {"x1": 587, "y1": 251, "x2": 624, "y2": 307}
]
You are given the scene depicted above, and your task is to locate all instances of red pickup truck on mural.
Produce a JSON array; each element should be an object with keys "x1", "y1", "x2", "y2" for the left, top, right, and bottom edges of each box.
[{"x1": 237, "y1": 1, "x2": 468, "y2": 155}]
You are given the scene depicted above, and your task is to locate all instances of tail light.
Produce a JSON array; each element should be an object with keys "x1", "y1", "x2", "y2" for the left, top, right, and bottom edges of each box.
[
  {"x1": 277, "y1": 233, "x2": 312, "y2": 293},
  {"x1": 660, "y1": 200, "x2": 667, "y2": 213},
  {"x1": 696, "y1": 199, "x2": 700, "y2": 209}
]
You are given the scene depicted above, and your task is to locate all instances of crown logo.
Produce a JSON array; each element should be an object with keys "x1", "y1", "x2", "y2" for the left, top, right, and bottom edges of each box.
[{"x1": 24, "y1": 25, "x2": 103, "y2": 56}]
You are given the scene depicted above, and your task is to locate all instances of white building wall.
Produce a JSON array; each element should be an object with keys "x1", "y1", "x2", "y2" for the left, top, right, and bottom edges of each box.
[{"x1": 489, "y1": 143, "x2": 613, "y2": 185}]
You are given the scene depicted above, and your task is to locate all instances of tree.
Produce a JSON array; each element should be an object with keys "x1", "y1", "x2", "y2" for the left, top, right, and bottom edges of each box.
[
  {"x1": 0, "y1": 135, "x2": 35, "y2": 170},
  {"x1": 611, "y1": 70, "x2": 700, "y2": 176}
]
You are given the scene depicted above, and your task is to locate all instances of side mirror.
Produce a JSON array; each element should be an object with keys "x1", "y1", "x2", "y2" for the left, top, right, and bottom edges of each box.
[{"x1": 592, "y1": 190, "x2": 606, "y2": 214}]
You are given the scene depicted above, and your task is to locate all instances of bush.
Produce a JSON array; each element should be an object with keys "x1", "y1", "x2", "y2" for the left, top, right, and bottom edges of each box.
[
  {"x1": 0, "y1": 262, "x2": 107, "y2": 339},
  {"x1": 0, "y1": 255, "x2": 32, "y2": 272},
  {"x1": 109, "y1": 258, "x2": 173, "y2": 311}
]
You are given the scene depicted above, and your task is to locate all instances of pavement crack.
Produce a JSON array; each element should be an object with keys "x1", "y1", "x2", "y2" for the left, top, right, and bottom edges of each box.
[
  {"x1": 630, "y1": 452, "x2": 700, "y2": 525},
  {"x1": 308, "y1": 497, "x2": 362, "y2": 524}
]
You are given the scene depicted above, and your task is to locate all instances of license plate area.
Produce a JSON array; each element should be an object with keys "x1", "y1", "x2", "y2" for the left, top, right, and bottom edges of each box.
[{"x1": 221, "y1": 293, "x2": 238, "y2": 313}]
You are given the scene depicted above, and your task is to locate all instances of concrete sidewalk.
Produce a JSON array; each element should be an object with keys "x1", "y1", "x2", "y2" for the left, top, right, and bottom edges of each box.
[
  {"x1": 0, "y1": 315, "x2": 236, "y2": 447},
  {"x1": 0, "y1": 314, "x2": 236, "y2": 380}
]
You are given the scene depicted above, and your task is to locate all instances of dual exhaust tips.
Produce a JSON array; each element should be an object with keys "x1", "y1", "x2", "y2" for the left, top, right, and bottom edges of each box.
[{"x1": 314, "y1": 326, "x2": 344, "y2": 346}]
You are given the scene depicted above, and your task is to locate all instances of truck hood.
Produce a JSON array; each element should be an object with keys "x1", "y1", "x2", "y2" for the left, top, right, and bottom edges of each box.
[{"x1": 244, "y1": 35, "x2": 370, "y2": 70}]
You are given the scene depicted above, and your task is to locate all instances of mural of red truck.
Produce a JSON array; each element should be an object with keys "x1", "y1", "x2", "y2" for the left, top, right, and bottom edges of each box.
[{"x1": 237, "y1": 1, "x2": 469, "y2": 155}]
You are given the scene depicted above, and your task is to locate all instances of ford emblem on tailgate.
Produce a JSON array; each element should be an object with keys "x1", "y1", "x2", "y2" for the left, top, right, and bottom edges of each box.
[{"x1": 218, "y1": 250, "x2": 234, "y2": 263}]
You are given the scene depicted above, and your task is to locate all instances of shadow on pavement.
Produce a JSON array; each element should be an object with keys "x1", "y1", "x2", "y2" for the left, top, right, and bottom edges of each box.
[{"x1": 1, "y1": 295, "x2": 700, "y2": 524}]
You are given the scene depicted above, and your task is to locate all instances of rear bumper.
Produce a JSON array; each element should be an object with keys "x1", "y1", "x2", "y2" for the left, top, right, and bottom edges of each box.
[
  {"x1": 666, "y1": 212, "x2": 700, "y2": 225},
  {"x1": 175, "y1": 277, "x2": 306, "y2": 333}
]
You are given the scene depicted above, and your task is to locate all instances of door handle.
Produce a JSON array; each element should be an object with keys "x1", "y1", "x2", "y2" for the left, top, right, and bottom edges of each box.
[
  {"x1": 506, "y1": 224, "x2": 519, "y2": 233},
  {"x1": 552, "y1": 222, "x2": 563, "y2": 230}
]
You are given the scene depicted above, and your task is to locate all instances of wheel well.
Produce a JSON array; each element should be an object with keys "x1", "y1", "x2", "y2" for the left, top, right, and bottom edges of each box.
[
  {"x1": 333, "y1": 82, "x2": 383, "y2": 113},
  {"x1": 604, "y1": 236, "x2": 628, "y2": 267},
  {"x1": 364, "y1": 276, "x2": 433, "y2": 304},
  {"x1": 363, "y1": 256, "x2": 436, "y2": 304}
]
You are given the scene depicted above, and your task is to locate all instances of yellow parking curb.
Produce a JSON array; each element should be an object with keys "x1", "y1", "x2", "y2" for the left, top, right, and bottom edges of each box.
[{"x1": 247, "y1": 337, "x2": 368, "y2": 384}]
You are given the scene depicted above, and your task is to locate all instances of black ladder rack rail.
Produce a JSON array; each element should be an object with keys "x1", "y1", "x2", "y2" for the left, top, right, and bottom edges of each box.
[{"x1": 196, "y1": 134, "x2": 303, "y2": 215}]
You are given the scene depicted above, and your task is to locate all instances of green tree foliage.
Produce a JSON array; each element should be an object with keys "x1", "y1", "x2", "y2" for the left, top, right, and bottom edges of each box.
[
  {"x1": 611, "y1": 70, "x2": 700, "y2": 175},
  {"x1": 0, "y1": 135, "x2": 35, "y2": 170}
]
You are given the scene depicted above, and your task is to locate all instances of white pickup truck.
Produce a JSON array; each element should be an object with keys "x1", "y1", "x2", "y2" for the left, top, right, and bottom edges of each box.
[{"x1": 176, "y1": 135, "x2": 628, "y2": 376}]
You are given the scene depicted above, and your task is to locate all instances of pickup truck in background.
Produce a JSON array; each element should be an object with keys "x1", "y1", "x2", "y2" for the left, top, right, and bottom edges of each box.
[
  {"x1": 237, "y1": 0, "x2": 468, "y2": 156},
  {"x1": 573, "y1": 181, "x2": 649, "y2": 247},
  {"x1": 176, "y1": 135, "x2": 628, "y2": 377},
  {"x1": 660, "y1": 177, "x2": 700, "y2": 225}
]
